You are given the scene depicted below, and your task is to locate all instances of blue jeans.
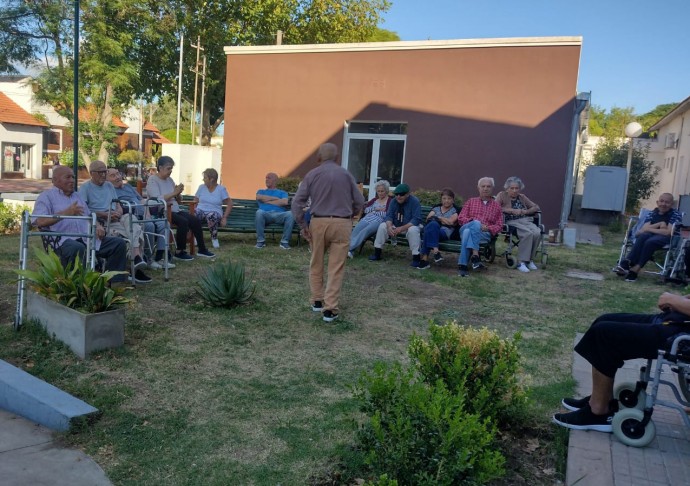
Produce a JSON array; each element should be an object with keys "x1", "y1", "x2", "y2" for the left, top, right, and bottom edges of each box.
[
  {"x1": 421, "y1": 220, "x2": 451, "y2": 255},
  {"x1": 457, "y1": 220, "x2": 491, "y2": 266},
  {"x1": 627, "y1": 232, "x2": 670, "y2": 268},
  {"x1": 349, "y1": 218, "x2": 381, "y2": 252},
  {"x1": 255, "y1": 209, "x2": 295, "y2": 245}
]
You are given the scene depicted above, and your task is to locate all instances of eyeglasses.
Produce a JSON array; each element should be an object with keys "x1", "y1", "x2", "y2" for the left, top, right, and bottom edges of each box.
[{"x1": 396, "y1": 192, "x2": 408, "y2": 197}]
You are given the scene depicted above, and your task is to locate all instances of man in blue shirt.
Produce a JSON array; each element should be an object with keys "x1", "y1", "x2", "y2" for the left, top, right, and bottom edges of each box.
[
  {"x1": 255, "y1": 172, "x2": 295, "y2": 249},
  {"x1": 369, "y1": 183, "x2": 423, "y2": 267}
]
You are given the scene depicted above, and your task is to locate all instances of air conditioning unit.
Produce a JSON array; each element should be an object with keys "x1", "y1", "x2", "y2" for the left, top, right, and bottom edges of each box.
[{"x1": 665, "y1": 133, "x2": 677, "y2": 149}]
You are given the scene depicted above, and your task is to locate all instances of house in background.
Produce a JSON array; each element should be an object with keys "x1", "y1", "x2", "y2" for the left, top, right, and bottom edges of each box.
[
  {"x1": 222, "y1": 36, "x2": 584, "y2": 228},
  {"x1": 0, "y1": 91, "x2": 47, "y2": 179}
]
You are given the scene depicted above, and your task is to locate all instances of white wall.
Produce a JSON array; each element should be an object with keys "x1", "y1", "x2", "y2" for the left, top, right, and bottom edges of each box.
[
  {"x1": 161, "y1": 144, "x2": 222, "y2": 197},
  {"x1": 0, "y1": 124, "x2": 44, "y2": 179}
]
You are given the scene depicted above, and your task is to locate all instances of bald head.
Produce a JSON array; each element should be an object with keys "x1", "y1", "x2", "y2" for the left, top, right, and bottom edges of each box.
[
  {"x1": 52, "y1": 165, "x2": 76, "y2": 195},
  {"x1": 317, "y1": 143, "x2": 338, "y2": 163},
  {"x1": 52, "y1": 165, "x2": 72, "y2": 181}
]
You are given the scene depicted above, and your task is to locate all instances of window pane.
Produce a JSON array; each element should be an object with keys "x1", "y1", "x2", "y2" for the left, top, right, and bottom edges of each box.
[
  {"x1": 347, "y1": 139, "x2": 373, "y2": 184},
  {"x1": 348, "y1": 122, "x2": 407, "y2": 135},
  {"x1": 377, "y1": 140, "x2": 405, "y2": 187}
]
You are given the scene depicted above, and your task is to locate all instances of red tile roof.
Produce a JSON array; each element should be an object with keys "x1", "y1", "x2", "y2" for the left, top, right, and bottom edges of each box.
[
  {"x1": 152, "y1": 132, "x2": 172, "y2": 144},
  {"x1": 143, "y1": 120, "x2": 171, "y2": 143},
  {"x1": 0, "y1": 92, "x2": 47, "y2": 127}
]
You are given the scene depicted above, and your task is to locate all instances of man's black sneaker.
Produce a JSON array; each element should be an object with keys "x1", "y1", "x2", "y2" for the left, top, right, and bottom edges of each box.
[
  {"x1": 561, "y1": 395, "x2": 591, "y2": 412},
  {"x1": 458, "y1": 265, "x2": 469, "y2": 277},
  {"x1": 417, "y1": 260, "x2": 430, "y2": 270},
  {"x1": 312, "y1": 301, "x2": 323, "y2": 312},
  {"x1": 624, "y1": 271, "x2": 638, "y2": 282},
  {"x1": 175, "y1": 251, "x2": 194, "y2": 261},
  {"x1": 323, "y1": 310, "x2": 339, "y2": 322},
  {"x1": 133, "y1": 269, "x2": 152, "y2": 284},
  {"x1": 197, "y1": 249, "x2": 215, "y2": 258},
  {"x1": 552, "y1": 403, "x2": 616, "y2": 433},
  {"x1": 133, "y1": 255, "x2": 147, "y2": 270},
  {"x1": 471, "y1": 254, "x2": 485, "y2": 270},
  {"x1": 433, "y1": 252, "x2": 443, "y2": 263}
]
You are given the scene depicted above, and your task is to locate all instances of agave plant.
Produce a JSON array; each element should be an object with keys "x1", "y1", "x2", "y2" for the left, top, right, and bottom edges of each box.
[
  {"x1": 17, "y1": 249, "x2": 129, "y2": 313},
  {"x1": 195, "y1": 261, "x2": 256, "y2": 308}
]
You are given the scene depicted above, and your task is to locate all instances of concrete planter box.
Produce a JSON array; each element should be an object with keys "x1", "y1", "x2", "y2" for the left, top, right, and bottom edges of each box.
[{"x1": 25, "y1": 292, "x2": 125, "y2": 359}]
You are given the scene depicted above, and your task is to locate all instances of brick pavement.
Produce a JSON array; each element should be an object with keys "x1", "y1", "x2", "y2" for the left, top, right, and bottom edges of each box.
[{"x1": 566, "y1": 334, "x2": 690, "y2": 486}]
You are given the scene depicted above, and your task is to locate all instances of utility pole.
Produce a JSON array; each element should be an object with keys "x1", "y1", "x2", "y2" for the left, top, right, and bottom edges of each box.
[
  {"x1": 73, "y1": 0, "x2": 80, "y2": 190},
  {"x1": 190, "y1": 36, "x2": 204, "y2": 146},
  {"x1": 176, "y1": 33, "x2": 184, "y2": 144},
  {"x1": 199, "y1": 55, "x2": 207, "y2": 146}
]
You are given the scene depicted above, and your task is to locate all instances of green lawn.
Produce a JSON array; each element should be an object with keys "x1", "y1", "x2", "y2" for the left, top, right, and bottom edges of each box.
[{"x1": 0, "y1": 230, "x2": 670, "y2": 485}]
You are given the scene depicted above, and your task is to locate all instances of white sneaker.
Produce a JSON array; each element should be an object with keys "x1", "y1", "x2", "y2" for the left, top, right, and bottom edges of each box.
[
  {"x1": 212, "y1": 239, "x2": 220, "y2": 249},
  {"x1": 347, "y1": 251, "x2": 353, "y2": 259},
  {"x1": 149, "y1": 260, "x2": 162, "y2": 270},
  {"x1": 528, "y1": 261, "x2": 538, "y2": 270},
  {"x1": 517, "y1": 263, "x2": 530, "y2": 273}
]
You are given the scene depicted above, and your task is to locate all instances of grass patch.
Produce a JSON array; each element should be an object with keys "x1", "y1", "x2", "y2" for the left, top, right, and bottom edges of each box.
[{"x1": 0, "y1": 232, "x2": 668, "y2": 484}]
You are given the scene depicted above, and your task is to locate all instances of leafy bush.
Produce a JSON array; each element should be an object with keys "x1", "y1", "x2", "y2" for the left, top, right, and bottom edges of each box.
[
  {"x1": 413, "y1": 188, "x2": 463, "y2": 208},
  {"x1": 353, "y1": 362, "x2": 505, "y2": 485},
  {"x1": 195, "y1": 261, "x2": 256, "y2": 308},
  {"x1": 364, "y1": 474, "x2": 399, "y2": 486},
  {"x1": 352, "y1": 321, "x2": 526, "y2": 484},
  {"x1": 17, "y1": 249, "x2": 128, "y2": 313},
  {"x1": 162, "y1": 128, "x2": 192, "y2": 145},
  {"x1": 58, "y1": 150, "x2": 86, "y2": 168},
  {"x1": 276, "y1": 176, "x2": 301, "y2": 194},
  {"x1": 0, "y1": 203, "x2": 29, "y2": 234},
  {"x1": 409, "y1": 322, "x2": 527, "y2": 426}
]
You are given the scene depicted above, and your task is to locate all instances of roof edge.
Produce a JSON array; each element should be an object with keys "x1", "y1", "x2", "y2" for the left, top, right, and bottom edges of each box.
[
  {"x1": 649, "y1": 95, "x2": 690, "y2": 131},
  {"x1": 224, "y1": 36, "x2": 583, "y2": 55}
]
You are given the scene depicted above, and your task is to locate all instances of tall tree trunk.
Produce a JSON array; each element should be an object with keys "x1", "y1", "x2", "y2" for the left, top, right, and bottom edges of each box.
[{"x1": 98, "y1": 83, "x2": 114, "y2": 162}]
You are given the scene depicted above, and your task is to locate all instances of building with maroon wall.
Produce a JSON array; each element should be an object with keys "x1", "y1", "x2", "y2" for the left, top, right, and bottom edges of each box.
[{"x1": 223, "y1": 37, "x2": 582, "y2": 228}]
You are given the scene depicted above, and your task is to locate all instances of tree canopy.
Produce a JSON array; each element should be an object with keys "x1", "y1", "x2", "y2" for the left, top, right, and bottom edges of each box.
[{"x1": 589, "y1": 103, "x2": 678, "y2": 138}]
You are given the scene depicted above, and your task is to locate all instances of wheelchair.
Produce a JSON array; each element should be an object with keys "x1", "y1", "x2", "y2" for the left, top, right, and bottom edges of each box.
[
  {"x1": 611, "y1": 334, "x2": 690, "y2": 447},
  {"x1": 501, "y1": 212, "x2": 548, "y2": 269}
]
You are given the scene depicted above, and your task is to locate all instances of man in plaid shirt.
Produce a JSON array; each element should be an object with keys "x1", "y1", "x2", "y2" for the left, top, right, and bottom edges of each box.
[{"x1": 456, "y1": 177, "x2": 503, "y2": 277}]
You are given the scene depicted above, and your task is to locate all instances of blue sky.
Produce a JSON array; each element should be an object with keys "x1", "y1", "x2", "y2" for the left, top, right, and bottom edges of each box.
[{"x1": 381, "y1": 0, "x2": 690, "y2": 114}]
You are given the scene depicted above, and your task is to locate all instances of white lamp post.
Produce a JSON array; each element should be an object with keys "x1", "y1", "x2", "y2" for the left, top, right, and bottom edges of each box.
[{"x1": 623, "y1": 121, "x2": 643, "y2": 214}]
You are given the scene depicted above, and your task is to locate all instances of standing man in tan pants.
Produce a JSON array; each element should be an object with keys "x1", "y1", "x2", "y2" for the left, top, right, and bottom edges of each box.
[{"x1": 292, "y1": 143, "x2": 365, "y2": 322}]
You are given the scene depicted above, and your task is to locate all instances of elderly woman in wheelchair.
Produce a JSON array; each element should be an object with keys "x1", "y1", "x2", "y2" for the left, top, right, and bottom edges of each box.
[{"x1": 496, "y1": 176, "x2": 541, "y2": 273}]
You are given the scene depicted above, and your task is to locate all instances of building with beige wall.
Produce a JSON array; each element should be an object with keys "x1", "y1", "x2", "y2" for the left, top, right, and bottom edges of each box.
[{"x1": 222, "y1": 37, "x2": 583, "y2": 228}]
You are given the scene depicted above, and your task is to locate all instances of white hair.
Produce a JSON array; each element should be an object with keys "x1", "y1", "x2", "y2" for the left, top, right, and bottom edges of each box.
[{"x1": 477, "y1": 177, "x2": 495, "y2": 187}]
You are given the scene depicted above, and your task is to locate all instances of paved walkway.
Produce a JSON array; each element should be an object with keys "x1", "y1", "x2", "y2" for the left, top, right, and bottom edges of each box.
[
  {"x1": 0, "y1": 409, "x2": 111, "y2": 485},
  {"x1": 565, "y1": 334, "x2": 690, "y2": 486}
]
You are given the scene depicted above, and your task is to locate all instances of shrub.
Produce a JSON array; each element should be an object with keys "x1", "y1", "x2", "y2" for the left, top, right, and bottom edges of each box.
[
  {"x1": 195, "y1": 261, "x2": 256, "y2": 308},
  {"x1": 58, "y1": 150, "x2": 86, "y2": 168},
  {"x1": 409, "y1": 322, "x2": 527, "y2": 426},
  {"x1": 276, "y1": 176, "x2": 301, "y2": 194},
  {"x1": 413, "y1": 188, "x2": 463, "y2": 208},
  {"x1": 353, "y1": 362, "x2": 505, "y2": 485},
  {"x1": 0, "y1": 203, "x2": 29, "y2": 234}
]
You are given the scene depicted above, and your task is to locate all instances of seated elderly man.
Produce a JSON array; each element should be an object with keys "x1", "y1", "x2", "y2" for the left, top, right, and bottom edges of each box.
[
  {"x1": 79, "y1": 160, "x2": 152, "y2": 283},
  {"x1": 456, "y1": 177, "x2": 503, "y2": 277},
  {"x1": 553, "y1": 291, "x2": 690, "y2": 432},
  {"x1": 368, "y1": 183, "x2": 423, "y2": 267},
  {"x1": 106, "y1": 169, "x2": 172, "y2": 271},
  {"x1": 616, "y1": 192, "x2": 682, "y2": 282},
  {"x1": 32, "y1": 166, "x2": 127, "y2": 282},
  {"x1": 255, "y1": 172, "x2": 295, "y2": 249}
]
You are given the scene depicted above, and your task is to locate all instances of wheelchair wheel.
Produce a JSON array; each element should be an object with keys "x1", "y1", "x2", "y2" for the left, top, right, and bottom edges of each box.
[
  {"x1": 614, "y1": 382, "x2": 646, "y2": 410},
  {"x1": 612, "y1": 408, "x2": 656, "y2": 447},
  {"x1": 483, "y1": 243, "x2": 496, "y2": 263},
  {"x1": 679, "y1": 368, "x2": 690, "y2": 403},
  {"x1": 505, "y1": 254, "x2": 518, "y2": 269},
  {"x1": 541, "y1": 252, "x2": 548, "y2": 269}
]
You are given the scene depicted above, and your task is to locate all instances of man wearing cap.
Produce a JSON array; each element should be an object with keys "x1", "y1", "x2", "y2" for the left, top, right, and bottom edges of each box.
[
  {"x1": 369, "y1": 183, "x2": 423, "y2": 267},
  {"x1": 456, "y1": 177, "x2": 503, "y2": 277},
  {"x1": 79, "y1": 160, "x2": 152, "y2": 283},
  {"x1": 292, "y1": 143, "x2": 364, "y2": 322},
  {"x1": 255, "y1": 172, "x2": 295, "y2": 249},
  {"x1": 32, "y1": 166, "x2": 128, "y2": 282}
]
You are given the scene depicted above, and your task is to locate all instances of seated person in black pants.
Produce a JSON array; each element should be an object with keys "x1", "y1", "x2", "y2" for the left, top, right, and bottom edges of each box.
[
  {"x1": 32, "y1": 166, "x2": 128, "y2": 282},
  {"x1": 617, "y1": 193, "x2": 682, "y2": 282},
  {"x1": 146, "y1": 156, "x2": 215, "y2": 261},
  {"x1": 553, "y1": 291, "x2": 690, "y2": 432}
]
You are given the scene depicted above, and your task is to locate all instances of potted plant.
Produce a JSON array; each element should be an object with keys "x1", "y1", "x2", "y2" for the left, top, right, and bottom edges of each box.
[{"x1": 17, "y1": 249, "x2": 129, "y2": 359}]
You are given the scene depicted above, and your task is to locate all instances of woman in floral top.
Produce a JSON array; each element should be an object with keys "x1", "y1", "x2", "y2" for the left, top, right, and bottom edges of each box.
[
  {"x1": 348, "y1": 180, "x2": 391, "y2": 258},
  {"x1": 496, "y1": 176, "x2": 541, "y2": 273}
]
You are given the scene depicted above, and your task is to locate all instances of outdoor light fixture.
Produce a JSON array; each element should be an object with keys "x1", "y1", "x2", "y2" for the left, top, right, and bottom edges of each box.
[{"x1": 622, "y1": 121, "x2": 643, "y2": 214}]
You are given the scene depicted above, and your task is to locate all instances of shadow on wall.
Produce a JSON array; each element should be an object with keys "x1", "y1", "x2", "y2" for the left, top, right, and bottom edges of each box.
[{"x1": 283, "y1": 99, "x2": 575, "y2": 229}]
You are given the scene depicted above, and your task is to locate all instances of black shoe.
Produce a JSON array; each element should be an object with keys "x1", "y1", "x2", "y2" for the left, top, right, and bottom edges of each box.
[
  {"x1": 312, "y1": 301, "x2": 323, "y2": 312},
  {"x1": 323, "y1": 310, "x2": 339, "y2": 322},
  {"x1": 620, "y1": 259, "x2": 630, "y2": 271},
  {"x1": 369, "y1": 248, "x2": 383, "y2": 261},
  {"x1": 417, "y1": 260, "x2": 430, "y2": 270},
  {"x1": 133, "y1": 269, "x2": 152, "y2": 284},
  {"x1": 433, "y1": 252, "x2": 443, "y2": 263},
  {"x1": 410, "y1": 255, "x2": 421, "y2": 268},
  {"x1": 458, "y1": 265, "x2": 469, "y2": 277},
  {"x1": 561, "y1": 395, "x2": 591, "y2": 412},
  {"x1": 133, "y1": 255, "x2": 147, "y2": 270},
  {"x1": 175, "y1": 251, "x2": 194, "y2": 261},
  {"x1": 471, "y1": 254, "x2": 485, "y2": 270},
  {"x1": 197, "y1": 249, "x2": 215, "y2": 258},
  {"x1": 552, "y1": 404, "x2": 615, "y2": 433},
  {"x1": 624, "y1": 271, "x2": 638, "y2": 282}
]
